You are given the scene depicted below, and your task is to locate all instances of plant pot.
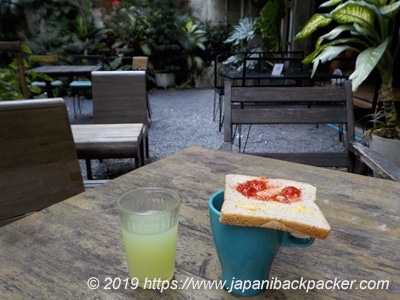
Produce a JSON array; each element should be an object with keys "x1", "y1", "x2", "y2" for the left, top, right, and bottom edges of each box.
[
  {"x1": 155, "y1": 73, "x2": 175, "y2": 89},
  {"x1": 369, "y1": 134, "x2": 400, "y2": 172}
]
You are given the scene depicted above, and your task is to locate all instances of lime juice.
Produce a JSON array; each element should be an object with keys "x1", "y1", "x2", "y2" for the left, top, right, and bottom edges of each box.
[{"x1": 121, "y1": 222, "x2": 178, "y2": 287}]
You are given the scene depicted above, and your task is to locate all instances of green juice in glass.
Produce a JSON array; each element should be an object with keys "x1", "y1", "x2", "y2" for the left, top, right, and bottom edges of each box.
[{"x1": 121, "y1": 222, "x2": 178, "y2": 287}]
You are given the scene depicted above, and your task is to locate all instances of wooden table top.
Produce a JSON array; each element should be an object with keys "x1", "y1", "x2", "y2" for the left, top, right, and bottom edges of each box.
[
  {"x1": 1, "y1": 146, "x2": 399, "y2": 299},
  {"x1": 29, "y1": 64, "x2": 101, "y2": 77}
]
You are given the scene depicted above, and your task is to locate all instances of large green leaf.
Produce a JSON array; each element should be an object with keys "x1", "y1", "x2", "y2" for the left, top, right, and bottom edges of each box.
[
  {"x1": 313, "y1": 36, "x2": 364, "y2": 58},
  {"x1": 294, "y1": 14, "x2": 332, "y2": 40},
  {"x1": 318, "y1": 24, "x2": 354, "y2": 41},
  {"x1": 310, "y1": 45, "x2": 350, "y2": 76},
  {"x1": 366, "y1": 0, "x2": 387, "y2": 7},
  {"x1": 349, "y1": 38, "x2": 388, "y2": 90},
  {"x1": 332, "y1": 3, "x2": 375, "y2": 28},
  {"x1": 379, "y1": 1, "x2": 400, "y2": 17},
  {"x1": 320, "y1": 0, "x2": 343, "y2": 8},
  {"x1": 352, "y1": 22, "x2": 378, "y2": 41}
]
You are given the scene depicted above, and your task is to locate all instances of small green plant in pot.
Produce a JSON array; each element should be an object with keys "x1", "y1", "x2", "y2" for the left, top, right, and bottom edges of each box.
[
  {"x1": 295, "y1": 0, "x2": 400, "y2": 167},
  {"x1": 176, "y1": 16, "x2": 208, "y2": 86}
]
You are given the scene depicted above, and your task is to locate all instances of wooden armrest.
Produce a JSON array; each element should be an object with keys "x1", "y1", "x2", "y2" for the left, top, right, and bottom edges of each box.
[{"x1": 349, "y1": 141, "x2": 400, "y2": 181}]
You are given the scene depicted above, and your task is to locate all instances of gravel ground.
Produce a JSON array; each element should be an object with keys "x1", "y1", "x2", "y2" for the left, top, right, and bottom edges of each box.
[{"x1": 66, "y1": 88, "x2": 346, "y2": 180}]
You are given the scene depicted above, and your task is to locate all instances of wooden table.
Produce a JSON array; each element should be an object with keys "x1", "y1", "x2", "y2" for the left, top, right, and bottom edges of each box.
[
  {"x1": 29, "y1": 65, "x2": 101, "y2": 97},
  {"x1": 71, "y1": 123, "x2": 145, "y2": 179},
  {"x1": 1, "y1": 146, "x2": 399, "y2": 299}
]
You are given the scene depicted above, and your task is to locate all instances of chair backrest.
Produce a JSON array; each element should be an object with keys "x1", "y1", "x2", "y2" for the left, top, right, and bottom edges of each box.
[
  {"x1": 0, "y1": 41, "x2": 29, "y2": 98},
  {"x1": 30, "y1": 54, "x2": 59, "y2": 67},
  {"x1": 222, "y1": 80, "x2": 355, "y2": 169},
  {"x1": 0, "y1": 98, "x2": 84, "y2": 227},
  {"x1": 132, "y1": 56, "x2": 148, "y2": 70},
  {"x1": 91, "y1": 70, "x2": 149, "y2": 124},
  {"x1": 214, "y1": 53, "x2": 231, "y2": 91},
  {"x1": 241, "y1": 55, "x2": 305, "y2": 87}
]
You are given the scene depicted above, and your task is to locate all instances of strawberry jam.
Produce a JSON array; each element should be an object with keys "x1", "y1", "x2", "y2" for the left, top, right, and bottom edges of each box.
[
  {"x1": 236, "y1": 179, "x2": 268, "y2": 197},
  {"x1": 236, "y1": 179, "x2": 301, "y2": 203}
]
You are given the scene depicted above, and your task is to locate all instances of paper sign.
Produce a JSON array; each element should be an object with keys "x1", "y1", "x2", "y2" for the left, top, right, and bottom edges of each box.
[{"x1": 271, "y1": 63, "x2": 284, "y2": 76}]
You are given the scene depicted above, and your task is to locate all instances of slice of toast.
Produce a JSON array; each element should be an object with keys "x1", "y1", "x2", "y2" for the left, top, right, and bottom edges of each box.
[{"x1": 220, "y1": 174, "x2": 331, "y2": 239}]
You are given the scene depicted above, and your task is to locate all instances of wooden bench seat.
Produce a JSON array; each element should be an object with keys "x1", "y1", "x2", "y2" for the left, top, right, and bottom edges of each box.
[{"x1": 71, "y1": 123, "x2": 145, "y2": 179}]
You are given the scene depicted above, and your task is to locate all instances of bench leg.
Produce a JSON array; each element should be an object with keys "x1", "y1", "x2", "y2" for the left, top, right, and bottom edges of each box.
[
  {"x1": 85, "y1": 159, "x2": 93, "y2": 180},
  {"x1": 145, "y1": 135, "x2": 149, "y2": 158}
]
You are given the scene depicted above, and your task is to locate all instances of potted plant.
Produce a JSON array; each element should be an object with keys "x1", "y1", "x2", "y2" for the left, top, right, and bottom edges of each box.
[
  {"x1": 223, "y1": 0, "x2": 288, "y2": 72},
  {"x1": 138, "y1": 0, "x2": 184, "y2": 88},
  {"x1": 176, "y1": 16, "x2": 208, "y2": 86},
  {"x1": 294, "y1": 0, "x2": 400, "y2": 168},
  {"x1": 102, "y1": 0, "x2": 143, "y2": 56}
]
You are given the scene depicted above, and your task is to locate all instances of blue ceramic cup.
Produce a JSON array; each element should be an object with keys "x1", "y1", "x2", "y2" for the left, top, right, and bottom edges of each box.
[{"x1": 209, "y1": 190, "x2": 315, "y2": 297}]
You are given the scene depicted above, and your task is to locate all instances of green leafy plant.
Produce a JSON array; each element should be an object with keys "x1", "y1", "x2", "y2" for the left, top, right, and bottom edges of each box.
[
  {"x1": 176, "y1": 16, "x2": 207, "y2": 83},
  {"x1": 139, "y1": 0, "x2": 184, "y2": 73},
  {"x1": 0, "y1": 44, "x2": 50, "y2": 100},
  {"x1": 295, "y1": 0, "x2": 400, "y2": 140},
  {"x1": 18, "y1": 0, "x2": 104, "y2": 60},
  {"x1": 224, "y1": 16, "x2": 258, "y2": 51},
  {"x1": 102, "y1": 2, "x2": 144, "y2": 50},
  {"x1": 102, "y1": 57, "x2": 131, "y2": 71},
  {"x1": 223, "y1": 16, "x2": 263, "y2": 70},
  {"x1": 253, "y1": 0, "x2": 286, "y2": 52},
  {"x1": 223, "y1": 1, "x2": 288, "y2": 71}
]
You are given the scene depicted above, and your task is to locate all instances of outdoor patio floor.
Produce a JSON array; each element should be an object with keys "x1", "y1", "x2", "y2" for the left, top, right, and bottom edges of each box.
[{"x1": 65, "y1": 88, "x2": 365, "y2": 180}]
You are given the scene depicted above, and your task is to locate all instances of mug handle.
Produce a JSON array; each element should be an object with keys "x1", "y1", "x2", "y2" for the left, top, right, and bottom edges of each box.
[{"x1": 281, "y1": 232, "x2": 315, "y2": 247}]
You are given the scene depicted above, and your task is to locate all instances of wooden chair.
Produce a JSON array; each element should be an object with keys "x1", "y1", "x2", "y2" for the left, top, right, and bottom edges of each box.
[
  {"x1": 221, "y1": 80, "x2": 400, "y2": 181},
  {"x1": 76, "y1": 70, "x2": 149, "y2": 178},
  {"x1": 132, "y1": 56, "x2": 148, "y2": 70},
  {"x1": 92, "y1": 70, "x2": 150, "y2": 127},
  {"x1": 132, "y1": 56, "x2": 152, "y2": 120},
  {"x1": 0, "y1": 98, "x2": 85, "y2": 227},
  {"x1": 0, "y1": 41, "x2": 29, "y2": 98}
]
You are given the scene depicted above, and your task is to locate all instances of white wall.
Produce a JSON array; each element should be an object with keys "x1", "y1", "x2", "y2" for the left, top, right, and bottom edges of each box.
[{"x1": 190, "y1": 0, "x2": 227, "y2": 24}]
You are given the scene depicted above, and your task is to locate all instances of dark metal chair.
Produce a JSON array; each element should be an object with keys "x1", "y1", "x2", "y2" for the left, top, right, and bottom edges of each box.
[
  {"x1": 213, "y1": 53, "x2": 230, "y2": 132},
  {"x1": 69, "y1": 55, "x2": 104, "y2": 118}
]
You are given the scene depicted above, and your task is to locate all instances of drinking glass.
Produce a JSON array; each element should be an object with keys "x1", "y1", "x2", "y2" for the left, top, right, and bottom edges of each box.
[{"x1": 117, "y1": 187, "x2": 180, "y2": 288}]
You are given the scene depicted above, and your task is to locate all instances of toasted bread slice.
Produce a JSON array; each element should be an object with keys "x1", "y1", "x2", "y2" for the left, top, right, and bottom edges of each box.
[{"x1": 220, "y1": 174, "x2": 331, "y2": 239}]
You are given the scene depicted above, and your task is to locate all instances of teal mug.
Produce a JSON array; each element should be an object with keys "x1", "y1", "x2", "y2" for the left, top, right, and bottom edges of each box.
[{"x1": 209, "y1": 190, "x2": 315, "y2": 297}]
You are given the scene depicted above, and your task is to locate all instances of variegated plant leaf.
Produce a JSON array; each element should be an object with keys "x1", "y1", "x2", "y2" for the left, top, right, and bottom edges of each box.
[
  {"x1": 320, "y1": 0, "x2": 343, "y2": 8},
  {"x1": 294, "y1": 14, "x2": 332, "y2": 40},
  {"x1": 349, "y1": 39, "x2": 388, "y2": 90},
  {"x1": 332, "y1": 2, "x2": 376, "y2": 28}
]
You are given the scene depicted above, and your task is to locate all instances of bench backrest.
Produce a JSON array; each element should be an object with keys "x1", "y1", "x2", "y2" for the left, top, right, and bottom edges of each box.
[
  {"x1": 223, "y1": 80, "x2": 355, "y2": 168},
  {"x1": 0, "y1": 98, "x2": 84, "y2": 227},
  {"x1": 92, "y1": 71, "x2": 149, "y2": 125}
]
